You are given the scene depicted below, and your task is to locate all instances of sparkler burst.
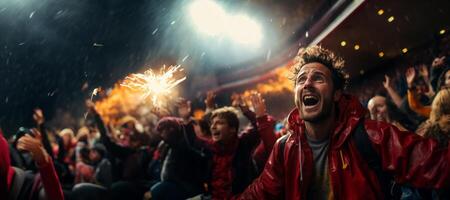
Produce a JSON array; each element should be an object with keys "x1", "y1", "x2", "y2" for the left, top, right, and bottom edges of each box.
[{"x1": 120, "y1": 65, "x2": 187, "y2": 107}]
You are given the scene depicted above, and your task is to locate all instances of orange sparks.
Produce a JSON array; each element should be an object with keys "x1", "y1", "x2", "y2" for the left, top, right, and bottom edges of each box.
[
  {"x1": 94, "y1": 65, "x2": 186, "y2": 125},
  {"x1": 241, "y1": 61, "x2": 294, "y2": 100}
]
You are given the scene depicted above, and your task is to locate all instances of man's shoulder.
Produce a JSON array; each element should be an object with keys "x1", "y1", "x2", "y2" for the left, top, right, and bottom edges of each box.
[
  {"x1": 358, "y1": 119, "x2": 413, "y2": 144},
  {"x1": 362, "y1": 119, "x2": 397, "y2": 131}
]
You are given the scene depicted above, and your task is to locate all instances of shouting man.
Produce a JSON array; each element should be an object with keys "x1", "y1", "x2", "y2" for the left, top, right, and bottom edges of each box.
[{"x1": 235, "y1": 46, "x2": 449, "y2": 200}]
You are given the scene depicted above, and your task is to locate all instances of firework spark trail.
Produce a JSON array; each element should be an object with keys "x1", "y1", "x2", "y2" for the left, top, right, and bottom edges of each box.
[
  {"x1": 90, "y1": 87, "x2": 99, "y2": 101},
  {"x1": 120, "y1": 65, "x2": 186, "y2": 107},
  {"x1": 84, "y1": 87, "x2": 100, "y2": 119}
]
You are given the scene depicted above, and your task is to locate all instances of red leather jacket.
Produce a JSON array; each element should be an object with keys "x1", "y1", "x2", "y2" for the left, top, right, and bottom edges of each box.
[{"x1": 235, "y1": 94, "x2": 449, "y2": 200}]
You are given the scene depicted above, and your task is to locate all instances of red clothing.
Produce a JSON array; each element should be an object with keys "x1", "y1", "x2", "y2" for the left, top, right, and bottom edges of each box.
[
  {"x1": 211, "y1": 142, "x2": 237, "y2": 200},
  {"x1": 75, "y1": 162, "x2": 95, "y2": 184},
  {"x1": 235, "y1": 94, "x2": 449, "y2": 200},
  {"x1": 37, "y1": 158, "x2": 65, "y2": 200},
  {"x1": 0, "y1": 132, "x2": 64, "y2": 200},
  {"x1": 209, "y1": 114, "x2": 277, "y2": 199},
  {"x1": 0, "y1": 130, "x2": 11, "y2": 197}
]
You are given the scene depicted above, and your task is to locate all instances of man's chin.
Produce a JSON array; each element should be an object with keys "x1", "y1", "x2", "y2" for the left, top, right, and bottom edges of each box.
[
  {"x1": 301, "y1": 111, "x2": 327, "y2": 123},
  {"x1": 300, "y1": 110, "x2": 320, "y2": 120},
  {"x1": 302, "y1": 115, "x2": 320, "y2": 122},
  {"x1": 212, "y1": 135, "x2": 221, "y2": 142}
]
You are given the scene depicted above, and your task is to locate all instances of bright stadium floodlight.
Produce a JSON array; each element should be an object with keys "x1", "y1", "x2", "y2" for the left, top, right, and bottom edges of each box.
[
  {"x1": 188, "y1": 0, "x2": 264, "y2": 47},
  {"x1": 188, "y1": 0, "x2": 227, "y2": 36},
  {"x1": 226, "y1": 14, "x2": 262, "y2": 46}
]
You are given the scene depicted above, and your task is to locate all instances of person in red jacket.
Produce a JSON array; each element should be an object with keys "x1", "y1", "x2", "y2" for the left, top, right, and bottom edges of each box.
[
  {"x1": 1, "y1": 128, "x2": 64, "y2": 200},
  {"x1": 0, "y1": 128, "x2": 12, "y2": 198},
  {"x1": 207, "y1": 92, "x2": 277, "y2": 200},
  {"x1": 235, "y1": 46, "x2": 449, "y2": 200}
]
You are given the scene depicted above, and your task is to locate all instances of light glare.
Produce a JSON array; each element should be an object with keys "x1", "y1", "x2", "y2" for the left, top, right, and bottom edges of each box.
[
  {"x1": 188, "y1": 0, "x2": 263, "y2": 46},
  {"x1": 226, "y1": 15, "x2": 262, "y2": 46},
  {"x1": 388, "y1": 16, "x2": 394, "y2": 22},
  {"x1": 189, "y1": 0, "x2": 227, "y2": 36}
]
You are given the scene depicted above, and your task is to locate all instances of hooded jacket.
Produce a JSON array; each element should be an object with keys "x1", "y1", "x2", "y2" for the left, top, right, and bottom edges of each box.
[{"x1": 235, "y1": 94, "x2": 449, "y2": 200}]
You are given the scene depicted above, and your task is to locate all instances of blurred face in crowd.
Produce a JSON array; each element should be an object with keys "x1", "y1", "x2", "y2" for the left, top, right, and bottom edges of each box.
[
  {"x1": 129, "y1": 136, "x2": 142, "y2": 149},
  {"x1": 89, "y1": 149, "x2": 101, "y2": 162},
  {"x1": 159, "y1": 126, "x2": 179, "y2": 146},
  {"x1": 210, "y1": 116, "x2": 237, "y2": 144},
  {"x1": 178, "y1": 106, "x2": 191, "y2": 119},
  {"x1": 367, "y1": 96, "x2": 390, "y2": 122},
  {"x1": 125, "y1": 121, "x2": 135, "y2": 129},
  {"x1": 414, "y1": 79, "x2": 428, "y2": 95},
  {"x1": 445, "y1": 70, "x2": 450, "y2": 88},
  {"x1": 295, "y1": 62, "x2": 340, "y2": 122},
  {"x1": 62, "y1": 135, "x2": 72, "y2": 146}
]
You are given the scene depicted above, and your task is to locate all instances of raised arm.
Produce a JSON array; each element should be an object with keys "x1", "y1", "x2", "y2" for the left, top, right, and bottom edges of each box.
[
  {"x1": 418, "y1": 65, "x2": 435, "y2": 98},
  {"x1": 430, "y1": 56, "x2": 446, "y2": 90},
  {"x1": 405, "y1": 67, "x2": 431, "y2": 117},
  {"x1": 17, "y1": 129, "x2": 64, "y2": 200},
  {"x1": 406, "y1": 90, "x2": 431, "y2": 117},
  {"x1": 382, "y1": 75, "x2": 403, "y2": 108},
  {"x1": 33, "y1": 108, "x2": 54, "y2": 160},
  {"x1": 250, "y1": 92, "x2": 277, "y2": 153},
  {"x1": 86, "y1": 100, "x2": 134, "y2": 159}
]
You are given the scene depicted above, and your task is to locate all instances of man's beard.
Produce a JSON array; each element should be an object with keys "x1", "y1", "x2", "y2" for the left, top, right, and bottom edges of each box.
[
  {"x1": 297, "y1": 91, "x2": 334, "y2": 123},
  {"x1": 301, "y1": 100, "x2": 333, "y2": 123}
]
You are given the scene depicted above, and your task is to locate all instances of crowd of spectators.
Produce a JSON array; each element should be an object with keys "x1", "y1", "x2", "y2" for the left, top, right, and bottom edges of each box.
[{"x1": 1, "y1": 37, "x2": 449, "y2": 200}]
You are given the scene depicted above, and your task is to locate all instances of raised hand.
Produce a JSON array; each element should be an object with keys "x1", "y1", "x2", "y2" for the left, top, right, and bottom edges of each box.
[
  {"x1": 382, "y1": 75, "x2": 391, "y2": 89},
  {"x1": 204, "y1": 91, "x2": 216, "y2": 109},
  {"x1": 33, "y1": 108, "x2": 45, "y2": 125},
  {"x1": 405, "y1": 67, "x2": 416, "y2": 88},
  {"x1": 237, "y1": 95, "x2": 251, "y2": 114},
  {"x1": 431, "y1": 56, "x2": 445, "y2": 68},
  {"x1": 231, "y1": 93, "x2": 241, "y2": 107},
  {"x1": 418, "y1": 64, "x2": 430, "y2": 81},
  {"x1": 176, "y1": 98, "x2": 191, "y2": 119},
  {"x1": 150, "y1": 106, "x2": 170, "y2": 118},
  {"x1": 239, "y1": 95, "x2": 257, "y2": 122},
  {"x1": 249, "y1": 92, "x2": 267, "y2": 118},
  {"x1": 16, "y1": 129, "x2": 50, "y2": 166}
]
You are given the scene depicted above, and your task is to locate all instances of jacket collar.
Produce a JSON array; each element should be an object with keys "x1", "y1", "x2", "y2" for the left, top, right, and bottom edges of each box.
[{"x1": 287, "y1": 94, "x2": 367, "y2": 149}]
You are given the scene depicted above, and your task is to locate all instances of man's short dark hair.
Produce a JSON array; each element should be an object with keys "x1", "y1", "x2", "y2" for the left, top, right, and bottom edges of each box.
[
  {"x1": 210, "y1": 107, "x2": 240, "y2": 132},
  {"x1": 292, "y1": 45, "x2": 347, "y2": 90}
]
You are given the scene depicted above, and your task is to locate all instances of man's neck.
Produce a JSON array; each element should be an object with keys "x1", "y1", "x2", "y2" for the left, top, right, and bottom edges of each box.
[
  {"x1": 304, "y1": 111, "x2": 336, "y2": 141},
  {"x1": 215, "y1": 136, "x2": 238, "y2": 154}
]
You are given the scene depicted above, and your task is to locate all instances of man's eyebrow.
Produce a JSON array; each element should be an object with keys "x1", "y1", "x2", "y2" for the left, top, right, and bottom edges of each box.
[
  {"x1": 312, "y1": 71, "x2": 326, "y2": 76},
  {"x1": 297, "y1": 70, "x2": 326, "y2": 78}
]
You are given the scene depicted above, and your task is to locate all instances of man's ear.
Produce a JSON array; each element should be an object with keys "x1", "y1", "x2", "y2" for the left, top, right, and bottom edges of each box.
[{"x1": 334, "y1": 89, "x2": 342, "y2": 101}]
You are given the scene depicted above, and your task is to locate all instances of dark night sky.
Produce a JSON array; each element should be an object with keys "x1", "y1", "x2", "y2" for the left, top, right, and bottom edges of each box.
[
  {"x1": 0, "y1": 0, "x2": 292, "y2": 135},
  {"x1": 5, "y1": 0, "x2": 445, "y2": 135},
  {"x1": 0, "y1": 0, "x2": 179, "y2": 134}
]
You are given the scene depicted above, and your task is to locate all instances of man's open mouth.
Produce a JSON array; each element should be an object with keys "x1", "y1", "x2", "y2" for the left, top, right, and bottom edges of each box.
[
  {"x1": 303, "y1": 95, "x2": 319, "y2": 106},
  {"x1": 212, "y1": 131, "x2": 220, "y2": 137}
]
